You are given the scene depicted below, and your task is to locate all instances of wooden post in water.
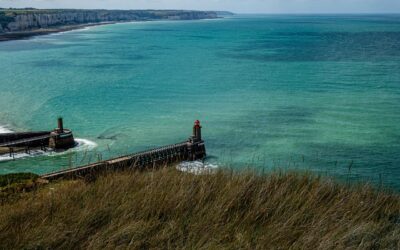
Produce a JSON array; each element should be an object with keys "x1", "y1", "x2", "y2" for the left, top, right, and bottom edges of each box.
[{"x1": 9, "y1": 147, "x2": 14, "y2": 160}]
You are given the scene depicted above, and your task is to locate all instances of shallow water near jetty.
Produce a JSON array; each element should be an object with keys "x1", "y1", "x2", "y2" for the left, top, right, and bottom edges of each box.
[{"x1": 0, "y1": 15, "x2": 400, "y2": 190}]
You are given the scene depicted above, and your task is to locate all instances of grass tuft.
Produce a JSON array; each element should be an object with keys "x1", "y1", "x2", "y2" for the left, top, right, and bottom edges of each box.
[{"x1": 0, "y1": 168, "x2": 399, "y2": 249}]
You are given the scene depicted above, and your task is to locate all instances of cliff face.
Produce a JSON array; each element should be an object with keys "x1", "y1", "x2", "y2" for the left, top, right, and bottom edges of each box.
[{"x1": 0, "y1": 10, "x2": 218, "y2": 33}]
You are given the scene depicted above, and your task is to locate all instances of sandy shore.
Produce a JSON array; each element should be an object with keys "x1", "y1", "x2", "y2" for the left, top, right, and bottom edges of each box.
[{"x1": 0, "y1": 22, "x2": 117, "y2": 42}]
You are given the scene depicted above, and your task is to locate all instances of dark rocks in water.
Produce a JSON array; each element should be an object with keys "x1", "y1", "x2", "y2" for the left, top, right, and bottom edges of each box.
[
  {"x1": 97, "y1": 132, "x2": 125, "y2": 141},
  {"x1": 97, "y1": 135, "x2": 119, "y2": 140}
]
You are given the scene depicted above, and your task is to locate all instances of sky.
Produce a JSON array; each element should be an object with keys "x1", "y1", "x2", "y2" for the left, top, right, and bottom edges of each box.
[{"x1": 1, "y1": 0, "x2": 400, "y2": 14}]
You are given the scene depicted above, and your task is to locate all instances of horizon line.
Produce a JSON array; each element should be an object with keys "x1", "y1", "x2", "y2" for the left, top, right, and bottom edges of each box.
[{"x1": 1, "y1": 7, "x2": 400, "y2": 15}]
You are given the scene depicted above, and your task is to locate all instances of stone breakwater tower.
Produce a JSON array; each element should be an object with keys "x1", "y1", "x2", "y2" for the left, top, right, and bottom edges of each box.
[
  {"x1": 0, "y1": 117, "x2": 76, "y2": 152},
  {"x1": 49, "y1": 118, "x2": 75, "y2": 149}
]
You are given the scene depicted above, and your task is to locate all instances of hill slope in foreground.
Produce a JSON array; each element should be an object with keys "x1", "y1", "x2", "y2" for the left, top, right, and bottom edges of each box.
[{"x1": 0, "y1": 168, "x2": 399, "y2": 249}]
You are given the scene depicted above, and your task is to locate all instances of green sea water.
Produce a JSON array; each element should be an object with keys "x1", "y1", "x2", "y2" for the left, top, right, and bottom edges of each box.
[{"x1": 0, "y1": 15, "x2": 400, "y2": 189}]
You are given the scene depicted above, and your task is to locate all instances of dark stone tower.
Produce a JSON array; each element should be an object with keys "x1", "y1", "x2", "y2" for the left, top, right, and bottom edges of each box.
[{"x1": 49, "y1": 117, "x2": 75, "y2": 149}]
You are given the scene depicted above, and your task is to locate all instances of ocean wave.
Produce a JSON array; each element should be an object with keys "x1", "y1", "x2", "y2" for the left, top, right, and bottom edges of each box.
[
  {"x1": 46, "y1": 138, "x2": 98, "y2": 157},
  {"x1": 71, "y1": 138, "x2": 98, "y2": 151},
  {"x1": 177, "y1": 161, "x2": 218, "y2": 175},
  {"x1": 49, "y1": 26, "x2": 93, "y2": 36}
]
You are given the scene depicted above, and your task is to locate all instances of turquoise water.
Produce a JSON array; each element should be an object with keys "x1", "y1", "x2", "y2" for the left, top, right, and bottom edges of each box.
[{"x1": 1, "y1": 15, "x2": 400, "y2": 189}]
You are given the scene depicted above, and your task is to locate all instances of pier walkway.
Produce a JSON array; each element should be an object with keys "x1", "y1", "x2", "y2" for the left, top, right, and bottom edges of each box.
[{"x1": 41, "y1": 120, "x2": 206, "y2": 181}]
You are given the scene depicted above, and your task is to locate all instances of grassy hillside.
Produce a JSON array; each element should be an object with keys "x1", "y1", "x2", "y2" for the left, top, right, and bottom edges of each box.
[{"x1": 0, "y1": 168, "x2": 399, "y2": 249}]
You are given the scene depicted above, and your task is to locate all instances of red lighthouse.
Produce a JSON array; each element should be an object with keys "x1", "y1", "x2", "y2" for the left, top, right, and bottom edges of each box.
[
  {"x1": 192, "y1": 120, "x2": 202, "y2": 142},
  {"x1": 187, "y1": 120, "x2": 206, "y2": 160}
]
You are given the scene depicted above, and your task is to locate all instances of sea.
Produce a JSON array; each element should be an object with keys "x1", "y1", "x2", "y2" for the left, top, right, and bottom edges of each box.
[{"x1": 0, "y1": 14, "x2": 399, "y2": 189}]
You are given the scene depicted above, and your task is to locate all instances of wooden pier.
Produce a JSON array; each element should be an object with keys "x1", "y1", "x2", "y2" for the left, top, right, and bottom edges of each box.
[{"x1": 40, "y1": 120, "x2": 206, "y2": 181}]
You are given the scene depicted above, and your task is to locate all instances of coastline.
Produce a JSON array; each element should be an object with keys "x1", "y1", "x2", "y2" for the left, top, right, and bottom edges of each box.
[
  {"x1": 0, "y1": 17, "x2": 223, "y2": 42},
  {"x1": 0, "y1": 22, "x2": 118, "y2": 42}
]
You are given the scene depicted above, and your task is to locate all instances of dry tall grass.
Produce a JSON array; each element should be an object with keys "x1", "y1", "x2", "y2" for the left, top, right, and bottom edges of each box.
[{"x1": 0, "y1": 168, "x2": 399, "y2": 249}]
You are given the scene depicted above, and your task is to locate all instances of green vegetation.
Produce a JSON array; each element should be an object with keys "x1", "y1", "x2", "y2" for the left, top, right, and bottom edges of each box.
[
  {"x1": 0, "y1": 172, "x2": 38, "y2": 188},
  {"x1": 0, "y1": 172, "x2": 40, "y2": 202},
  {"x1": 0, "y1": 168, "x2": 399, "y2": 249},
  {"x1": 0, "y1": 12, "x2": 14, "y2": 29}
]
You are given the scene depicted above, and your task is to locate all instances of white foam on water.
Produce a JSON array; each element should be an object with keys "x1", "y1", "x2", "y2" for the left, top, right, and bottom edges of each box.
[
  {"x1": 49, "y1": 26, "x2": 93, "y2": 36},
  {"x1": 0, "y1": 149, "x2": 50, "y2": 162},
  {"x1": 0, "y1": 125, "x2": 12, "y2": 134},
  {"x1": 177, "y1": 161, "x2": 219, "y2": 175},
  {"x1": 73, "y1": 138, "x2": 98, "y2": 151},
  {"x1": 0, "y1": 124, "x2": 48, "y2": 162},
  {"x1": 47, "y1": 138, "x2": 98, "y2": 157}
]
